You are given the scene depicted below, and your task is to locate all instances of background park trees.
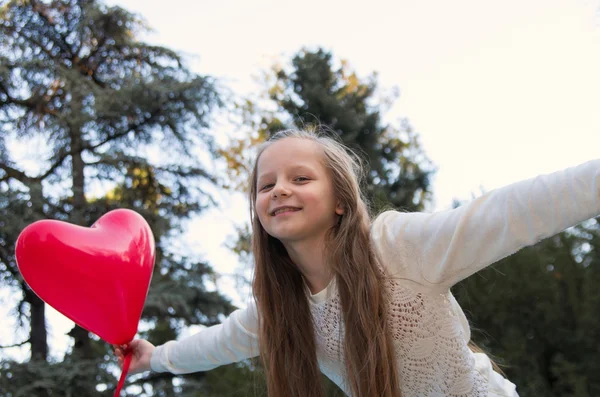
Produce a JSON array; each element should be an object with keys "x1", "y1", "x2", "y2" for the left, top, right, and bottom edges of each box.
[{"x1": 0, "y1": 0, "x2": 232, "y2": 395}]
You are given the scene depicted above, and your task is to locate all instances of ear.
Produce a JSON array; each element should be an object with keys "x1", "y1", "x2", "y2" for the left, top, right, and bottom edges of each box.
[{"x1": 335, "y1": 202, "x2": 344, "y2": 216}]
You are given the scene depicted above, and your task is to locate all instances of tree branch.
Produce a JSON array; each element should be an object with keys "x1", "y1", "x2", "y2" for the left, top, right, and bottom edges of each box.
[
  {"x1": 123, "y1": 371, "x2": 205, "y2": 387},
  {"x1": 83, "y1": 35, "x2": 108, "y2": 64},
  {"x1": 0, "y1": 80, "x2": 59, "y2": 118},
  {"x1": 0, "y1": 338, "x2": 30, "y2": 349},
  {"x1": 1, "y1": 21, "x2": 106, "y2": 90},
  {"x1": 33, "y1": 1, "x2": 109, "y2": 89},
  {"x1": 36, "y1": 108, "x2": 162, "y2": 180},
  {"x1": 80, "y1": 37, "x2": 109, "y2": 89},
  {"x1": 0, "y1": 245, "x2": 21, "y2": 281},
  {"x1": 3, "y1": 106, "x2": 161, "y2": 185},
  {"x1": 30, "y1": 0, "x2": 75, "y2": 58},
  {"x1": 87, "y1": 108, "x2": 163, "y2": 152},
  {"x1": 39, "y1": 146, "x2": 70, "y2": 180},
  {"x1": 4, "y1": 25, "x2": 57, "y2": 61},
  {"x1": 0, "y1": 163, "x2": 34, "y2": 185}
]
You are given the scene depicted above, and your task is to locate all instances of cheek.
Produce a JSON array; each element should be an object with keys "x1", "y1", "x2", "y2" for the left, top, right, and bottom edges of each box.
[
  {"x1": 304, "y1": 191, "x2": 332, "y2": 213},
  {"x1": 255, "y1": 195, "x2": 269, "y2": 221},
  {"x1": 320, "y1": 190, "x2": 339, "y2": 215}
]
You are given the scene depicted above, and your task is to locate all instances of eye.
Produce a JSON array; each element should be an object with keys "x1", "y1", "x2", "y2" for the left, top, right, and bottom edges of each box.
[
  {"x1": 294, "y1": 176, "x2": 310, "y2": 182},
  {"x1": 260, "y1": 183, "x2": 274, "y2": 191}
]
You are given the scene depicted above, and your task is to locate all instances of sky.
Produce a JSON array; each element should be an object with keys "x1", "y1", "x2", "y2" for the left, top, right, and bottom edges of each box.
[{"x1": 1, "y1": 0, "x2": 599, "y2": 361}]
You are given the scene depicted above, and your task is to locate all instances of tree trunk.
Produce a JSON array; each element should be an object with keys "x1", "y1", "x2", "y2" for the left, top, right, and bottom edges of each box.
[
  {"x1": 25, "y1": 288, "x2": 48, "y2": 361},
  {"x1": 67, "y1": 91, "x2": 94, "y2": 359},
  {"x1": 27, "y1": 182, "x2": 48, "y2": 361}
]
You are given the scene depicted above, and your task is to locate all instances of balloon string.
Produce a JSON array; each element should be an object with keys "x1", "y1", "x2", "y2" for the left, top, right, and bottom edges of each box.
[{"x1": 114, "y1": 348, "x2": 132, "y2": 397}]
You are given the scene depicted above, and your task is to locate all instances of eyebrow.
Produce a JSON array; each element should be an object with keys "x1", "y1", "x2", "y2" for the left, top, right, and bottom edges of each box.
[{"x1": 257, "y1": 164, "x2": 317, "y2": 183}]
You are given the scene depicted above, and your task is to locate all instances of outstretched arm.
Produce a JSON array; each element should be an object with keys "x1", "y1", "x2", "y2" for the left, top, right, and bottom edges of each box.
[
  {"x1": 372, "y1": 159, "x2": 600, "y2": 289},
  {"x1": 150, "y1": 303, "x2": 259, "y2": 374}
]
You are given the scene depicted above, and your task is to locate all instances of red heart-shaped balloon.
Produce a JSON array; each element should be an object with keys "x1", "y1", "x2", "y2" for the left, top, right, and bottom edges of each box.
[{"x1": 16, "y1": 209, "x2": 155, "y2": 345}]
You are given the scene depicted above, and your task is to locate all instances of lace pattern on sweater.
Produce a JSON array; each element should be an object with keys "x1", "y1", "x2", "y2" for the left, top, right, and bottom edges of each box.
[{"x1": 310, "y1": 279, "x2": 487, "y2": 397}]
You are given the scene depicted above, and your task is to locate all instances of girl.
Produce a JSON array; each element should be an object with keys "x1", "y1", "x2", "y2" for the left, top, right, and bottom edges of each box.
[{"x1": 115, "y1": 129, "x2": 599, "y2": 396}]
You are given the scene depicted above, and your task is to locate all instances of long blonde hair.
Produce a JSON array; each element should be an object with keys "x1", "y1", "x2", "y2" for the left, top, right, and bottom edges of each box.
[{"x1": 249, "y1": 129, "x2": 401, "y2": 397}]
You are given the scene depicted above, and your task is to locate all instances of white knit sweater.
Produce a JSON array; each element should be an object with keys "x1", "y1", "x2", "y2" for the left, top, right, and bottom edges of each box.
[{"x1": 151, "y1": 159, "x2": 600, "y2": 396}]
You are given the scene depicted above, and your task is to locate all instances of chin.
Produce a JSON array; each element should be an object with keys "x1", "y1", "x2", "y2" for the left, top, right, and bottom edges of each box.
[
  {"x1": 269, "y1": 232, "x2": 295, "y2": 242},
  {"x1": 267, "y1": 229, "x2": 301, "y2": 243}
]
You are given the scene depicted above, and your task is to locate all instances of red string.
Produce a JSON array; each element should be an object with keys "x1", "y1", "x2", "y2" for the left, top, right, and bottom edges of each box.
[{"x1": 114, "y1": 348, "x2": 132, "y2": 397}]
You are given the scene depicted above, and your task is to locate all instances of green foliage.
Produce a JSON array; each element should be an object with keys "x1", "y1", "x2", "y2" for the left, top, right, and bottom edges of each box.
[
  {"x1": 0, "y1": 0, "x2": 232, "y2": 395},
  {"x1": 267, "y1": 49, "x2": 432, "y2": 211},
  {"x1": 1, "y1": 357, "x2": 112, "y2": 397},
  {"x1": 454, "y1": 219, "x2": 600, "y2": 396},
  {"x1": 222, "y1": 48, "x2": 434, "y2": 212}
]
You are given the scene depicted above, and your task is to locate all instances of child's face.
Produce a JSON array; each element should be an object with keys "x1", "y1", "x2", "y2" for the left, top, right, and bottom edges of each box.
[{"x1": 255, "y1": 138, "x2": 343, "y2": 244}]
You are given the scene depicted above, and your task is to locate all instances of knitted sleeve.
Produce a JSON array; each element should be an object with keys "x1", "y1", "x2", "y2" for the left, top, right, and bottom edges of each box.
[
  {"x1": 150, "y1": 302, "x2": 259, "y2": 374},
  {"x1": 372, "y1": 159, "x2": 600, "y2": 289}
]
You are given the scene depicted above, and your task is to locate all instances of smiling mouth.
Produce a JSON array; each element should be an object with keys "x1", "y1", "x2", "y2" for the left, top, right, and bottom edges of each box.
[{"x1": 271, "y1": 207, "x2": 301, "y2": 216}]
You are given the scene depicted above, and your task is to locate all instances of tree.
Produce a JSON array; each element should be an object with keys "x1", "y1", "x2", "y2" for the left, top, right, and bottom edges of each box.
[
  {"x1": 454, "y1": 217, "x2": 600, "y2": 397},
  {"x1": 222, "y1": 48, "x2": 435, "y2": 212},
  {"x1": 0, "y1": 0, "x2": 233, "y2": 395}
]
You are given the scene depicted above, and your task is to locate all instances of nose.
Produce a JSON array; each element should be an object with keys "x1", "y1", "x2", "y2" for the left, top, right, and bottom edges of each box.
[{"x1": 271, "y1": 182, "x2": 291, "y2": 199}]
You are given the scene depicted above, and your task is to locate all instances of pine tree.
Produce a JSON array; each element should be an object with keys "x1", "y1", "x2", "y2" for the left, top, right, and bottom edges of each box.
[
  {"x1": 0, "y1": 0, "x2": 232, "y2": 395},
  {"x1": 223, "y1": 48, "x2": 434, "y2": 212},
  {"x1": 454, "y1": 218, "x2": 600, "y2": 396}
]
